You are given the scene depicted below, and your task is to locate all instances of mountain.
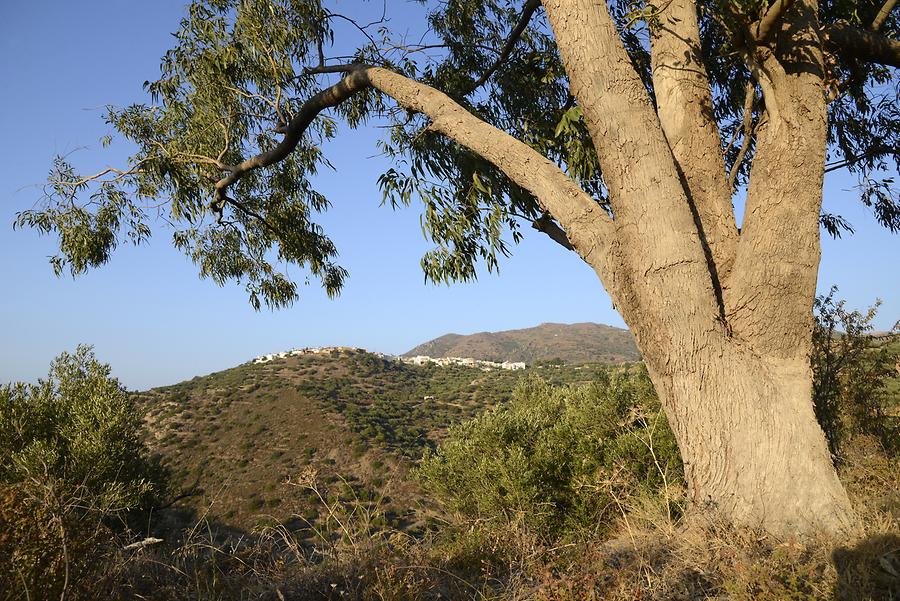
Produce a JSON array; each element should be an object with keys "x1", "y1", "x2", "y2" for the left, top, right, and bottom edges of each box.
[{"x1": 404, "y1": 322, "x2": 639, "y2": 364}]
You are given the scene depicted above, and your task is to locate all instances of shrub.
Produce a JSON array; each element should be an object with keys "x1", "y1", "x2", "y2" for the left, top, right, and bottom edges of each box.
[
  {"x1": 418, "y1": 367, "x2": 682, "y2": 538},
  {"x1": 812, "y1": 289, "x2": 900, "y2": 460},
  {"x1": 0, "y1": 346, "x2": 167, "y2": 599}
]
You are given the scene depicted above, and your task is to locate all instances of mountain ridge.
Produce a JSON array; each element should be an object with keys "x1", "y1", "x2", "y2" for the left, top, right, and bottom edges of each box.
[{"x1": 404, "y1": 322, "x2": 639, "y2": 364}]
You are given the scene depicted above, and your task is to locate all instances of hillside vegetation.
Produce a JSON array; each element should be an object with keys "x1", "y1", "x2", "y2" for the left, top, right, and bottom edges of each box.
[
  {"x1": 3, "y1": 304, "x2": 897, "y2": 600},
  {"x1": 134, "y1": 350, "x2": 624, "y2": 530},
  {"x1": 404, "y1": 322, "x2": 639, "y2": 364}
]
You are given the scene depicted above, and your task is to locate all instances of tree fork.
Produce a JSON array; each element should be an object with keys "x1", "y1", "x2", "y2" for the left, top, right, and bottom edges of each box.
[{"x1": 541, "y1": 0, "x2": 853, "y2": 535}]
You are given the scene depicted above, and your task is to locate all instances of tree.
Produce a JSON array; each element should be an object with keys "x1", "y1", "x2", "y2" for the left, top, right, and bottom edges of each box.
[
  {"x1": 419, "y1": 370, "x2": 682, "y2": 538},
  {"x1": 812, "y1": 289, "x2": 900, "y2": 459},
  {"x1": 0, "y1": 346, "x2": 167, "y2": 597},
  {"x1": 16, "y1": 0, "x2": 900, "y2": 534}
]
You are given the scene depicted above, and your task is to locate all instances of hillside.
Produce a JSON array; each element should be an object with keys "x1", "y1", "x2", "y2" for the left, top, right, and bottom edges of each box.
[
  {"x1": 405, "y1": 322, "x2": 639, "y2": 364},
  {"x1": 134, "y1": 349, "x2": 627, "y2": 532}
]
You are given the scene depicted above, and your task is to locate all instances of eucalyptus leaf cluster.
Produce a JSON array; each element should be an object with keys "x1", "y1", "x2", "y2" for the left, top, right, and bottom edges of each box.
[{"x1": 16, "y1": 0, "x2": 900, "y2": 308}]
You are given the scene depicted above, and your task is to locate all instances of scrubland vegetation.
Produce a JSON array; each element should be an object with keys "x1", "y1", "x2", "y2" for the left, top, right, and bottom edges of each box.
[{"x1": 1, "y1": 298, "x2": 898, "y2": 600}]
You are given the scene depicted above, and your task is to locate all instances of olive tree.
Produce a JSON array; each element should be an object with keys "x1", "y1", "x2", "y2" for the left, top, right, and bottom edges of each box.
[{"x1": 17, "y1": 0, "x2": 900, "y2": 534}]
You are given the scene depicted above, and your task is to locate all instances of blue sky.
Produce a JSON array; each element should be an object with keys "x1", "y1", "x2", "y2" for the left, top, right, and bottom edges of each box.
[{"x1": 1, "y1": 2, "x2": 897, "y2": 390}]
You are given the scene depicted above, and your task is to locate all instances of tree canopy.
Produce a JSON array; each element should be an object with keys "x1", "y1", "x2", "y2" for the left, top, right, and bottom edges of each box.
[{"x1": 16, "y1": 0, "x2": 899, "y2": 309}]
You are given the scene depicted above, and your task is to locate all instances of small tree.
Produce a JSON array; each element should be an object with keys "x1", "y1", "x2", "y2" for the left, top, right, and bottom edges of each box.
[
  {"x1": 419, "y1": 369, "x2": 681, "y2": 538},
  {"x1": 812, "y1": 289, "x2": 900, "y2": 460},
  {"x1": 0, "y1": 346, "x2": 167, "y2": 599}
]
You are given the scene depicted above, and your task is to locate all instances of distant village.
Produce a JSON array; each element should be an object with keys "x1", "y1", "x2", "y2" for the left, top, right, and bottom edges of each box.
[{"x1": 251, "y1": 346, "x2": 527, "y2": 371}]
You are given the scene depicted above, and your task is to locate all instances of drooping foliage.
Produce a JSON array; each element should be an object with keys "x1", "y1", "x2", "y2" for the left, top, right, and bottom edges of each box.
[{"x1": 15, "y1": 0, "x2": 900, "y2": 307}]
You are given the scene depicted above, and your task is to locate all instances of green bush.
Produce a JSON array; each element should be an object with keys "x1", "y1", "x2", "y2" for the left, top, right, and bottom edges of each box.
[
  {"x1": 418, "y1": 367, "x2": 682, "y2": 538},
  {"x1": 812, "y1": 289, "x2": 900, "y2": 460},
  {"x1": 0, "y1": 346, "x2": 167, "y2": 600}
]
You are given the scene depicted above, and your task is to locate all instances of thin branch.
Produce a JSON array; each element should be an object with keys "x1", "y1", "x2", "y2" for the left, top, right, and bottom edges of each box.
[
  {"x1": 222, "y1": 197, "x2": 279, "y2": 238},
  {"x1": 824, "y1": 145, "x2": 899, "y2": 173},
  {"x1": 532, "y1": 212, "x2": 574, "y2": 250},
  {"x1": 51, "y1": 163, "x2": 147, "y2": 190},
  {"x1": 722, "y1": 118, "x2": 743, "y2": 158},
  {"x1": 625, "y1": 0, "x2": 674, "y2": 30},
  {"x1": 324, "y1": 11, "x2": 390, "y2": 64},
  {"x1": 728, "y1": 82, "x2": 756, "y2": 189},
  {"x1": 150, "y1": 140, "x2": 226, "y2": 169},
  {"x1": 383, "y1": 42, "x2": 503, "y2": 57},
  {"x1": 217, "y1": 115, "x2": 232, "y2": 164},
  {"x1": 315, "y1": 0, "x2": 326, "y2": 67},
  {"x1": 871, "y1": 0, "x2": 898, "y2": 31},
  {"x1": 222, "y1": 84, "x2": 278, "y2": 110},
  {"x1": 469, "y1": 0, "x2": 541, "y2": 93},
  {"x1": 304, "y1": 63, "x2": 364, "y2": 75},
  {"x1": 265, "y1": 49, "x2": 289, "y2": 125}
]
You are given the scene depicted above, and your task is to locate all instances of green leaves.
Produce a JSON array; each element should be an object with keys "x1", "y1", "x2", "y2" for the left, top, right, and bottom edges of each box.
[
  {"x1": 17, "y1": 0, "x2": 898, "y2": 308},
  {"x1": 0, "y1": 346, "x2": 166, "y2": 509},
  {"x1": 20, "y1": 0, "x2": 347, "y2": 309},
  {"x1": 812, "y1": 289, "x2": 900, "y2": 459},
  {"x1": 418, "y1": 368, "x2": 683, "y2": 538},
  {"x1": 0, "y1": 347, "x2": 169, "y2": 597},
  {"x1": 553, "y1": 106, "x2": 582, "y2": 139},
  {"x1": 15, "y1": 157, "x2": 151, "y2": 277}
]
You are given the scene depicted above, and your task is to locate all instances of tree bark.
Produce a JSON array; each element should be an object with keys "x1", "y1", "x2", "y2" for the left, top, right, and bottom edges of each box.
[
  {"x1": 540, "y1": 0, "x2": 726, "y2": 372},
  {"x1": 540, "y1": 0, "x2": 852, "y2": 535},
  {"x1": 650, "y1": 0, "x2": 738, "y2": 288},
  {"x1": 727, "y1": 0, "x2": 826, "y2": 360},
  {"x1": 640, "y1": 334, "x2": 852, "y2": 534}
]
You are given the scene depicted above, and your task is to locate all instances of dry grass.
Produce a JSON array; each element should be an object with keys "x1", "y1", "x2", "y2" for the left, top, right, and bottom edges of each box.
[
  {"x1": 60, "y1": 453, "x2": 897, "y2": 601},
  {"x1": 6, "y1": 416, "x2": 897, "y2": 601},
  {"x1": 75, "y1": 505, "x2": 896, "y2": 601}
]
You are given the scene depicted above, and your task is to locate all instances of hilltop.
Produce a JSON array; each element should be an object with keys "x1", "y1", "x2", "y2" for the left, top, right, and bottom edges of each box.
[
  {"x1": 404, "y1": 322, "x2": 639, "y2": 364},
  {"x1": 134, "y1": 349, "x2": 626, "y2": 531}
]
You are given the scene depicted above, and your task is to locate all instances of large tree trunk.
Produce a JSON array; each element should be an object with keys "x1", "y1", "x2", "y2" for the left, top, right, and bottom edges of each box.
[
  {"x1": 638, "y1": 334, "x2": 852, "y2": 535},
  {"x1": 313, "y1": 2, "x2": 854, "y2": 536},
  {"x1": 537, "y1": 0, "x2": 853, "y2": 535}
]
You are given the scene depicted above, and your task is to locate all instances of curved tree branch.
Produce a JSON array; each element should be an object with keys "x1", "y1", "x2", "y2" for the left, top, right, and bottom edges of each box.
[
  {"x1": 215, "y1": 68, "x2": 370, "y2": 206},
  {"x1": 727, "y1": 81, "x2": 757, "y2": 190},
  {"x1": 754, "y1": 0, "x2": 796, "y2": 42},
  {"x1": 214, "y1": 65, "x2": 619, "y2": 280},
  {"x1": 872, "y1": 0, "x2": 897, "y2": 31}
]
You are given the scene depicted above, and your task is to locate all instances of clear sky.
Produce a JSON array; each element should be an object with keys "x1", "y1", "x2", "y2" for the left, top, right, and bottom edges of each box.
[{"x1": 1, "y1": 2, "x2": 897, "y2": 390}]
